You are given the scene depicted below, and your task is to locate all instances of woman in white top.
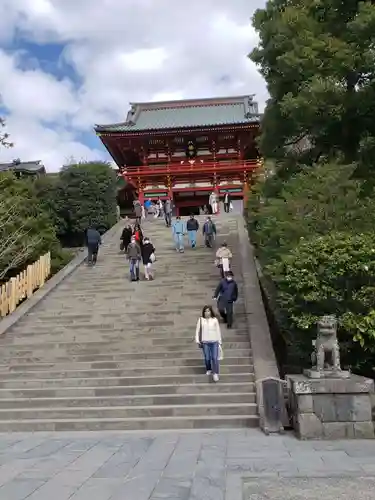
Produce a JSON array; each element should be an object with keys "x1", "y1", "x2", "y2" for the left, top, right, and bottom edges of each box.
[{"x1": 195, "y1": 305, "x2": 222, "y2": 382}]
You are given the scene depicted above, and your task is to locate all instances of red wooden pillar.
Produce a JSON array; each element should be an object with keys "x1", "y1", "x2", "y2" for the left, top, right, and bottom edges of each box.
[
  {"x1": 213, "y1": 171, "x2": 220, "y2": 214},
  {"x1": 138, "y1": 178, "x2": 144, "y2": 204}
]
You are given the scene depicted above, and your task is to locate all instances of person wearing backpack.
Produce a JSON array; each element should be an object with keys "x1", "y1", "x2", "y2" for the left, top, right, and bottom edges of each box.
[
  {"x1": 202, "y1": 216, "x2": 217, "y2": 248},
  {"x1": 195, "y1": 305, "x2": 222, "y2": 382},
  {"x1": 186, "y1": 214, "x2": 199, "y2": 248}
]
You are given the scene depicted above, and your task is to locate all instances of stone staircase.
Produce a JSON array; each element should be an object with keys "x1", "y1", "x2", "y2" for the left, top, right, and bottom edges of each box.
[{"x1": 0, "y1": 215, "x2": 257, "y2": 431}]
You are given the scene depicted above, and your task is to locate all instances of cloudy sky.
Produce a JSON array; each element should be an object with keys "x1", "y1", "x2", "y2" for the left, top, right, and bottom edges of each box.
[{"x1": 0, "y1": 0, "x2": 267, "y2": 171}]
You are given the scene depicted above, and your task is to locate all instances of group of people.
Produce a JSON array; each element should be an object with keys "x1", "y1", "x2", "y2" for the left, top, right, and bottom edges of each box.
[
  {"x1": 120, "y1": 218, "x2": 156, "y2": 281},
  {"x1": 133, "y1": 198, "x2": 173, "y2": 227},
  {"x1": 172, "y1": 215, "x2": 218, "y2": 252}
]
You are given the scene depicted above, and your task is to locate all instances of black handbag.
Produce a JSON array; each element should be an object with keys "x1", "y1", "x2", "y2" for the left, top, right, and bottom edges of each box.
[{"x1": 198, "y1": 318, "x2": 203, "y2": 348}]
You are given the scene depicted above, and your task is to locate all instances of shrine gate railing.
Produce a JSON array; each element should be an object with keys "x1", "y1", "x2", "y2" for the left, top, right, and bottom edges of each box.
[{"x1": 121, "y1": 159, "x2": 260, "y2": 178}]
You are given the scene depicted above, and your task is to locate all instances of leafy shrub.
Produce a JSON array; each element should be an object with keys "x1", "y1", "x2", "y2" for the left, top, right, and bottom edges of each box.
[
  {"x1": 248, "y1": 162, "x2": 375, "y2": 265},
  {"x1": 268, "y1": 232, "x2": 375, "y2": 375}
]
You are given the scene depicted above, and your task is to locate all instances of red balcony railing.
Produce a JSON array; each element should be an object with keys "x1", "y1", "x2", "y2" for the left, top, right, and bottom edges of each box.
[{"x1": 121, "y1": 159, "x2": 259, "y2": 179}]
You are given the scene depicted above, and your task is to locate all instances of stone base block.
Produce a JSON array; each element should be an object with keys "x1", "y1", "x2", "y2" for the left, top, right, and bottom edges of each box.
[
  {"x1": 304, "y1": 369, "x2": 350, "y2": 379},
  {"x1": 286, "y1": 374, "x2": 375, "y2": 440}
]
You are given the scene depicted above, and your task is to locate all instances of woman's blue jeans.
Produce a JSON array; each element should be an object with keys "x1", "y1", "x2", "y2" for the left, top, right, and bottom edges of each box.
[{"x1": 202, "y1": 342, "x2": 219, "y2": 374}]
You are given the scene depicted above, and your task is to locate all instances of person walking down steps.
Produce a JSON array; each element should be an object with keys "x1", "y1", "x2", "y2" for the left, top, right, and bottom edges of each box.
[
  {"x1": 172, "y1": 216, "x2": 186, "y2": 253},
  {"x1": 202, "y1": 216, "x2": 217, "y2": 248},
  {"x1": 213, "y1": 271, "x2": 238, "y2": 328},
  {"x1": 186, "y1": 214, "x2": 199, "y2": 248},
  {"x1": 141, "y1": 237, "x2": 156, "y2": 280},
  {"x1": 86, "y1": 226, "x2": 101, "y2": 266},
  {"x1": 195, "y1": 305, "x2": 222, "y2": 382},
  {"x1": 127, "y1": 236, "x2": 141, "y2": 281}
]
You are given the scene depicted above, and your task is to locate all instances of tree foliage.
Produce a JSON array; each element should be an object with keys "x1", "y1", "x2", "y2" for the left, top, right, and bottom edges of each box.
[
  {"x1": 250, "y1": 0, "x2": 375, "y2": 174},
  {"x1": 0, "y1": 173, "x2": 70, "y2": 281},
  {"x1": 0, "y1": 117, "x2": 13, "y2": 149},
  {"x1": 35, "y1": 161, "x2": 118, "y2": 246},
  {"x1": 248, "y1": 162, "x2": 375, "y2": 264}
]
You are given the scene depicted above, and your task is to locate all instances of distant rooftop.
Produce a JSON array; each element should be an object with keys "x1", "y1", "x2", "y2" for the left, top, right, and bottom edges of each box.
[
  {"x1": 0, "y1": 160, "x2": 46, "y2": 174},
  {"x1": 95, "y1": 95, "x2": 260, "y2": 133}
]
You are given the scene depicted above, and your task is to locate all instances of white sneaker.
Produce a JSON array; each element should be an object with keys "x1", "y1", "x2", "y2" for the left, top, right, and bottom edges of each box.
[
  {"x1": 213, "y1": 374, "x2": 219, "y2": 382},
  {"x1": 206, "y1": 370, "x2": 212, "y2": 375}
]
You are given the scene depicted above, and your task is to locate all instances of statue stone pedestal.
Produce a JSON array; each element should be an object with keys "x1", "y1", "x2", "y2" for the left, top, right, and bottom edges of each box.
[{"x1": 286, "y1": 374, "x2": 374, "y2": 439}]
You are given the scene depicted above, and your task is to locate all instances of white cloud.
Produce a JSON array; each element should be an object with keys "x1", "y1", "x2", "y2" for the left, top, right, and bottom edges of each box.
[{"x1": 0, "y1": 0, "x2": 267, "y2": 171}]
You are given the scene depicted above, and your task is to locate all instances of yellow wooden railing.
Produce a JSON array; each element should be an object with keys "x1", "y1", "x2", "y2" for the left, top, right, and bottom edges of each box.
[{"x1": 0, "y1": 252, "x2": 51, "y2": 318}]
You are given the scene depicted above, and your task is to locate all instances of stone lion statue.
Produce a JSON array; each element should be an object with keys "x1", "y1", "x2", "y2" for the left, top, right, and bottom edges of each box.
[{"x1": 311, "y1": 315, "x2": 341, "y2": 372}]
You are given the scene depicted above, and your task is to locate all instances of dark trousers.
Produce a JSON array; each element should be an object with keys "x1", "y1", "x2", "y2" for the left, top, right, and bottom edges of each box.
[
  {"x1": 218, "y1": 300, "x2": 234, "y2": 327},
  {"x1": 202, "y1": 342, "x2": 219, "y2": 374},
  {"x1": 224, "y1": 203, "x2": 230, "y2": 213},
  {"x1": 165, "y1": 212, "x2": 172, "y2": 227},
  {"x1": 87, "y1": 244, "x2": 99, "y2": 264},
  {"x1": 205, "y1": 234, "x2": 214, "y2": 248}
]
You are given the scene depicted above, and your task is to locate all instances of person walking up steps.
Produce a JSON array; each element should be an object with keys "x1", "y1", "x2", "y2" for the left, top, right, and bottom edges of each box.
[
  {"x1": 164, "y1": 198, "x2": 172, "y2": 227},
  {"x1": 127, "y1": 236, "x2": 141, "y2": 281},
  {"x1": 120, "y1": 220, "x2": 132, "y2": 252},
  {"x1": 215, "y1": 242, "x2": 232, "y2": 278},
  {"x1": 86, "y1": 226, "x2": 101, "y2": 266},
  {"x1": 172, "y1": 216, "x2": 186, "y2": 252},
  {"x1": 195, "y1": 305, "x2": 222, "y2": 382},
  {"x1": 141, "y1": 237, "x2": 156, "y2": 280},
  {"x1": 186, "y1": 214, "x2": 199, "y2": 248},
  {"x1": 202, "y1": 216, "x2": 216, "y2": 248},
  {"x1": 213, "y1": 271, "x2": 238, "y2": 328}
]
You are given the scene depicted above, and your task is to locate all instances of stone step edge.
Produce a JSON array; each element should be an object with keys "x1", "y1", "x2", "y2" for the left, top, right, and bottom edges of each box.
[
  {"x1": 0, "y1": 373, "x2": 254, "y2": 384},
  {"x1": 1, "y1": 356, "x2": 253, "y2": 369},
  {"x1": 0, "y1": 393, "x2": 257, "y2": 404},
  {"x1": 0, "y1": 402, "x2": 258, "y2": 413},
  {"x1": 0, "y1": 415, "x2": 259, "y2": 423},
  {"x1": 0, "y1": 364, "x2": 254, "y2": 377},
  {"x1": 0, "y1": 350, "x2": 252, "y2": 362},
  {"x1": 0, "y1": 382, "x2": 255, "y2": 394}
]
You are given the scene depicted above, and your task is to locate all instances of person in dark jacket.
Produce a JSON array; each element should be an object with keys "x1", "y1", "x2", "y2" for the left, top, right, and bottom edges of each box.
[
  {"x1": 213, "y1": 271, "x2": 238, "y2": 328},
  {"x1": 86, "y1": 226, "x2": 102, "y2": 265},
  {"x1": 120, "y1": 221, "x2": 132, "y2": 252},
  {"x1": 141, "y1": 237, "x2": 155, "y2": 280},
  {"x1": 186, "y1": 215, "x2": 199, "y2": 248},
  {"x1": 202, "y1": 216, "x2": 217, "y2": 248},
  {"x1": 127, "y1": 236, "x2": 141, "y2": 281}
]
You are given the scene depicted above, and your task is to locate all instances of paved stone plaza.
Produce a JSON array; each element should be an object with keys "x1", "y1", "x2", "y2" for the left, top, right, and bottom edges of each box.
[{"x1": 0, "y1": 429, "x2": 374, "y2": 499}]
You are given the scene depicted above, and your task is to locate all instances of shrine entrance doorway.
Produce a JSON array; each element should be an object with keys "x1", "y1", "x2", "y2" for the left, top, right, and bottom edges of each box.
[{"x1": 173, "y1": 190, "x2": 210, "y2": 216}]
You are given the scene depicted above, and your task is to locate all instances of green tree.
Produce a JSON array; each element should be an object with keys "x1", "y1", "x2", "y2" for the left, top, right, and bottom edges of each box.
[
  {"x1": 0, "y1": 173, "x2": 68, "y2": 280},
  {"x1": 250, "y1": 0, "x2": 375, "y2": 169},
  {"x1": 0, "y1": 117, "x2": 13, "y2": 148},
  {"x1": 55, "y1": 161, "x2": 117, "y2": 246},
  {"x1": 248, "y1": 161, "x2": 375, "y2": 264}
]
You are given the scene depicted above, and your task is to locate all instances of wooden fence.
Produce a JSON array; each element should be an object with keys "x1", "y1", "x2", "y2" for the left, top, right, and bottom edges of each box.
[{"x1": 0, "y1": 252, "x2": 51, "y2": 318}]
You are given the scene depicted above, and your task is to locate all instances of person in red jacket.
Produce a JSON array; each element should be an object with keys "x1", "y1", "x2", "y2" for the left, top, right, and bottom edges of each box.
[{"x1": 132, "y1": 223, "x2": 143, "y2": 247}]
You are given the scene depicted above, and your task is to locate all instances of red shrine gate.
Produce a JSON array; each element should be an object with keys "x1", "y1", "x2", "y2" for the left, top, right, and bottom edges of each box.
[{"x1": 95, "y1": 95, "x2": 262, "y2": 214}]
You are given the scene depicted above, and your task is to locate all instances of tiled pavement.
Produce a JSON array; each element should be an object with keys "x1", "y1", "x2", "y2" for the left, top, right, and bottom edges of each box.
[{"x1": 0, "y1": 430, "x2": 374, "y2": 499}]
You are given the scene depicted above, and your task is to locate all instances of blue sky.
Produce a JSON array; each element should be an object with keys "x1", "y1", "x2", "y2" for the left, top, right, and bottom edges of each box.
[{"x1": 0, "y1": 0, "x2": 267, "y2": 171}]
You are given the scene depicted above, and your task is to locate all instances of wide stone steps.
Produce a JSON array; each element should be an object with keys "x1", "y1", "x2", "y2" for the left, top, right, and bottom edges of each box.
[{"x1": 0, "y1": 215, "x2": 258, "y2": 431}]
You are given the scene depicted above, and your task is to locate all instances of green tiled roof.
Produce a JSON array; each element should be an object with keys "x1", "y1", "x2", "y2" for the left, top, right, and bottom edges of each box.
[
  {"x1": 95, "y1": 95, "x2": 260, "y2": 133},
  {"x1": 0, "y1": 160, "x2": 45, "y2": 174}
]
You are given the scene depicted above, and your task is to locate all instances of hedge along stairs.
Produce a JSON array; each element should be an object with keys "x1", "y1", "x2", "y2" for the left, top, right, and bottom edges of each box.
[{"x1": 0, "y1": 215, "x2": 257, "y2": 431}]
